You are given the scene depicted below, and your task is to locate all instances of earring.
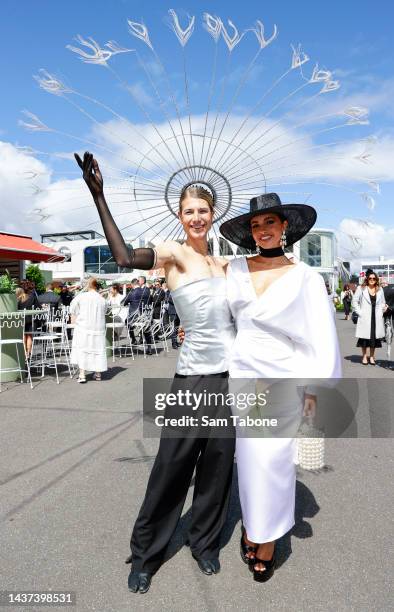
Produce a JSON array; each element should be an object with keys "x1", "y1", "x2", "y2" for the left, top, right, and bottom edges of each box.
[
  {"x1": 280, "y1": 229, "x2": 287, "y2": 249},
  {"x1": 255, "y1": 242, "x2": 261, "y2": 255}
]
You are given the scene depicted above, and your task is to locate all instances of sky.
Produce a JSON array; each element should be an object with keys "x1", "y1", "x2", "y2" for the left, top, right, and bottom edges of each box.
[{"x1": 1, "y1": 0, "x2": 394, "y2": 263}]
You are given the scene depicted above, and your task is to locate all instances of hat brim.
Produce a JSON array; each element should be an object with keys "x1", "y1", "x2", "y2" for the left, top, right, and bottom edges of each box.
[{"x1": 219, "y1": 204, "x2": 317, "y2": 250}]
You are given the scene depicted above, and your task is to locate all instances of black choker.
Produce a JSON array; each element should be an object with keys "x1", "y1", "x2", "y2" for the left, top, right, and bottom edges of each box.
[{"x1": 257, "y1": 246, "x2": 285, "y2": 258}]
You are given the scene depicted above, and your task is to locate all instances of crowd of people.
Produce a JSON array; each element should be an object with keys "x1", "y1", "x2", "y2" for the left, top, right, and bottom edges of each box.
[
  {"x1": 13, "y1": 275, "x2": 181, "y2": 382},
  {"x1": 15, "y1": 281, "x2": 74, "y2": 358},
  {"x1": 329, "y1": 271, "x2": 394, "y2": 365},
  {"x1": 13, "y1": 263, "x2": 393, "y2": 382}
]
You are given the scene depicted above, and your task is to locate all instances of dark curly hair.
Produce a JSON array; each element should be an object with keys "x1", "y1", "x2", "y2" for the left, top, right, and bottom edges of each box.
[
  {"x1": 362, "y1": 270, "x2": 380, "y2": 288},
  {"x1": 19, "y1": 279, "x2": 35, "y2": 293}
]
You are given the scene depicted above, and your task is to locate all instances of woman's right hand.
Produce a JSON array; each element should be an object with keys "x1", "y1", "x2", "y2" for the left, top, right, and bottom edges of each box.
[{"x1": 74, "y1": 151, "x2": 104, "y2": 199}]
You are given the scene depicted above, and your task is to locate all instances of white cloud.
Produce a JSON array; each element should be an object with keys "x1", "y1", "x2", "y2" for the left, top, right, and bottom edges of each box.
[
  {"x1": 0, "y1": 142, "x2": 51, "y2": 235},
  {"x1": 4, "y1": 105, "x2": 394, "y2": 256},
  {"x1": 87, "y1": 111, "x2": 394, "y2": 192},
  {"x1": 338, "y1": 218, "x2": 394, "y2": 262},
  {"x1": 0, "y1": 141, "x2": 162, "y2": 247},
  {"x1": 126, "y1": 82, "x2": 155, "y2": 108}
]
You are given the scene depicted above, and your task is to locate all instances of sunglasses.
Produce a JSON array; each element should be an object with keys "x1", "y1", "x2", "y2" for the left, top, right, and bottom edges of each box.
[{"x1": 368, "y1": 277, "x2": 377, "y2": 281}]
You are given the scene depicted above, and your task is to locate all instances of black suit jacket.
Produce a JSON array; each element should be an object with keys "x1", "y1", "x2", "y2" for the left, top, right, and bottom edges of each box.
[
  {"x1": 166, "y1": 292, "x2": 178, "y2": 317},
  {"x1": 122, "y1": 285, "x2": 151, "y2": 314},
  {"x1": 150, "y1": 288, "x2": 165, "y2": 318},
  {"x1": 37, "y1": 291, "x2": 60, "y2": 311}
]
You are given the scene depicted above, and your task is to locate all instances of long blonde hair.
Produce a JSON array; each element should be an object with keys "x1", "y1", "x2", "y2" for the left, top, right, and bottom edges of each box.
[
  {"x1": 16, "y1": 287, "x2": 26, "y2": 302},
  {"x1": 16, "y1": 279, "x2": 35, "y2": 302}
]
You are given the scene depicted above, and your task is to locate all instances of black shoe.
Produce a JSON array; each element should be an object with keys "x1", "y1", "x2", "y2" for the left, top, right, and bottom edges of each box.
[
  {"x1": 172, "y1": 343, "x2": 178, "y2": 350},
  {"x1": 192, "y1": 554, "x2": 220, "y2": 575},
  {"x1": 128, "y1": 570, "x2": 152, "y2": 594},
  {"x1": 252, "y1": 552, "x2": 275, "y2": 583},
  {"x1": 146, "y1": 349, "x2": 153, "y2": 356},
  {"x1": 240, "y1": 527, "x2": 257, "y2": 565}
]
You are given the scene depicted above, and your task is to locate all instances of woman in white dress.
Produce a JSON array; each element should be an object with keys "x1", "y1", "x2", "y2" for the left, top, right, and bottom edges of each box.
[
  {"x1": 106, "y1": 283, "x2": 124, "y2": 311},
  {"x1": 220, "y1": 193, "x2": 342, "y2": 582},
  {"x1": 70, "y1": 277, "x2": 108, "y2": 382},
  {"x1": 106, "y1": 283, "x2": 127, "y2": 340}
]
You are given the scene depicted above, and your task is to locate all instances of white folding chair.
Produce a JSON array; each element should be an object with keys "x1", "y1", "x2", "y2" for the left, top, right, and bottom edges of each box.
[
  {"x1": 50, "y1": 306, "x2": 74, "y2": 376},
  {"x1": 29, "y1": 308, "x2": 73, "y2": 383},
  {"x1": 106, "y1": 306, "x2": 132, "y2": 362},
  {"x1": 126, "y1": 307, "x2": 156, "y2": 358},
  {"x1": 158, "y1": 318, "x2": 176, "y2": 353}
]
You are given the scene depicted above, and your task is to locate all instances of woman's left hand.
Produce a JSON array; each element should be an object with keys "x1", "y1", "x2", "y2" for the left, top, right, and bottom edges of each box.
[
  {"x1": 303, "y1": 393, "x2": 317, "y2": 418},
  {"x1": 178, "y1": 326, "x2": 185, "y2": 344}
]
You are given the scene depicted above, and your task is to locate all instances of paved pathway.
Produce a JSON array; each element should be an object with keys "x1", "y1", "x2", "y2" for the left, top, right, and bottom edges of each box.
[{"x1": 0, "y1": 315, "x2": 392, "y2": 611}]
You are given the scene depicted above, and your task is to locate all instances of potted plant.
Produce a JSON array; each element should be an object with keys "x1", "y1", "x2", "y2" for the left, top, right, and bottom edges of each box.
[
  {"x1": 25, "y1": 263, "x2": 46, "y2": 294},
  {"x1": 0, "y1": 271, "x2": 17, "y2": 313},
  {"x1": 0, "y1": 271, "x2": 25, "y2": 384}
]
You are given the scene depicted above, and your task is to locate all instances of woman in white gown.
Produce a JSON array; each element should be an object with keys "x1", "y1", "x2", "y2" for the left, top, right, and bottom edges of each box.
[
  {"x1": 221, "y1": 193, "x2": 342, "y2": 582},
  {"x1": 70, "y1": 277, "x2": 108, "y2": 382}
]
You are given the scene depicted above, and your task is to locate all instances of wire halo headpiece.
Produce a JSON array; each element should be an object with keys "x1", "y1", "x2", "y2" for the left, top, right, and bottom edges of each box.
[{"x1": 19, "y1": 9, "x2": 380, "y2": 261}]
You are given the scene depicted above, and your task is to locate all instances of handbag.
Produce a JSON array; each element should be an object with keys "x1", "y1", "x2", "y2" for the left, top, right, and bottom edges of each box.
[
  {"x1": 351, "y1": 311, "x2": 359, "y2": 324},
  {"x1": 297, "y1": 416, "x2": 325, "y2": 471}
]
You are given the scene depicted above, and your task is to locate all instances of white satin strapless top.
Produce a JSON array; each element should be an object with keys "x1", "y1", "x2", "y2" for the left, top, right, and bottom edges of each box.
[{"x1": 171, "y1": 277, "x2": 234, "y2": 375}]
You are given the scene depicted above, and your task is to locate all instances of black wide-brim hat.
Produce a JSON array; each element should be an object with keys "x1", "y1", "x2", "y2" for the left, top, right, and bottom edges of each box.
[{"x1": 220, "y1": 192, "x2": 317, "y2": 250}]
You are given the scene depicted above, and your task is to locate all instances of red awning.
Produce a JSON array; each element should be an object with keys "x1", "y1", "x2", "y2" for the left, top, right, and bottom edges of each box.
[{"x1": 0, "y1": 232, "x2": 65, "y2": 263}]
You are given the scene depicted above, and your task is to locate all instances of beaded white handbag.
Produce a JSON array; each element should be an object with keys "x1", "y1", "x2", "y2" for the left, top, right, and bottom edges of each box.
[{"x1": 296, "y1": 416, "x2": 325, "y2": 471}]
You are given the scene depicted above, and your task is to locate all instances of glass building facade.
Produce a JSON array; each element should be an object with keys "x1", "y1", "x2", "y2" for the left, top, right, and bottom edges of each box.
[
  {"x1": 84, "y1": 244, "x2": 133, "y2": 275},
  {"x1": 299, "y1": 231, "x2": 335, "y2": 268}
]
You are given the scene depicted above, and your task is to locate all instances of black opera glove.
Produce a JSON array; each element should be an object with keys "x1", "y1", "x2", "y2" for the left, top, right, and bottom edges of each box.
[
  {"x1": 75, "y1": 151, "x2": 156, "y2": 270},
  {"x1": 120, "y1": 247, "x2": 156, "y2": 270}
]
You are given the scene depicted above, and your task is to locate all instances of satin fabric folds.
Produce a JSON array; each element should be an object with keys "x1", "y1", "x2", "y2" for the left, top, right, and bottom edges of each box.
[{"x1": 227, "y1": 258, "x2": 342, "y2": 543}]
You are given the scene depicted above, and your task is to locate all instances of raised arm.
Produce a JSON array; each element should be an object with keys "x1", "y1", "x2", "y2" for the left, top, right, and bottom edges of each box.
[{"x1": 75, "y1": 152, "x2": 175, "y2": 270}]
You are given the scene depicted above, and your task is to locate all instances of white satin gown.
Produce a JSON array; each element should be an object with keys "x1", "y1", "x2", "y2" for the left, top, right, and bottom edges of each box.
[{"x1": 227, "y1": 257, "x2": 342, "y2": 542}]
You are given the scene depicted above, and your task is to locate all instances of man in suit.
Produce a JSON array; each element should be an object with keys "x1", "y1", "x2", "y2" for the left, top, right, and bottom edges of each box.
[
  {"x1": 122, "y1": 276, "x2": 153, "y2": 354},
  {"x1": 59, "y1": 283, "x2": 74, "y2": 307},
  {"x1": 37, "y1": 283, "x2": 61, "y2": 312},
  {"x1": 165, "y1": 290, "x2": 180, "y2": 350},
  {"x1": 122, "y1": 277, "x2": 150, "y2": 315},
  {"x1": 150, "y1": 279, "x2": 165, "y2": 321}
]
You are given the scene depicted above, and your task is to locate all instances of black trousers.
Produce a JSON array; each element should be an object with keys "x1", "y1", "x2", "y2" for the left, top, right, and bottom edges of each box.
[
  {"x1": 127, "y1": 310, "x2": 153, "y2": 346},
  {"x1": 343, "y1": 298, "x2": 352, "y2": 316},
  {"x1": 130, "y1": 372, "x2": 235, "y2": 574}
]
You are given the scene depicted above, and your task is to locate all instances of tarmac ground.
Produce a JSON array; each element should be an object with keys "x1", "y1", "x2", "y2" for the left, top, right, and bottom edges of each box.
[{"x1": 0, "y1": 314, "x2": 393, "y2": 611}]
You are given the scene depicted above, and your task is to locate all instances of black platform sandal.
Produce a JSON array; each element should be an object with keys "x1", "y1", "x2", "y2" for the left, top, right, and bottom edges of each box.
[
  {"x1": 240, "y1": 527, "x2": 257, "y2": 565},
  {"x1": 252, "y1": 551, "x2": 276, "y2": 583}
]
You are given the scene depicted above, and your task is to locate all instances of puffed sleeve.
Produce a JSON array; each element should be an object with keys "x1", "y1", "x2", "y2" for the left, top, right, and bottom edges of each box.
[{"x1": 301, "y1": 270, "x2": 342, "y2": 379}]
